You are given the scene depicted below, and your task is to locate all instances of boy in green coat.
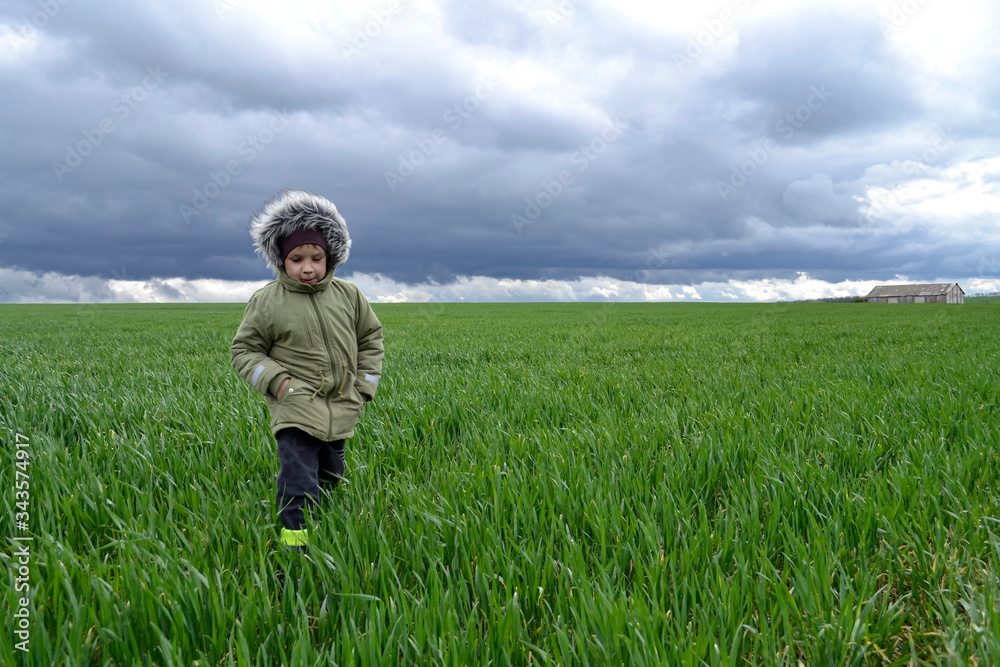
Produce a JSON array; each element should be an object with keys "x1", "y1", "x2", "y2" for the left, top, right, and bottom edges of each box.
[{"x1": 231, "y1": 189, "x2": 384, "y2": 550}]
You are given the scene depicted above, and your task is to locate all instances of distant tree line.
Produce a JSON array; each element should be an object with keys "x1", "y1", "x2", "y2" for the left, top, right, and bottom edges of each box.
[{"x1": 787, "y1": 296, "x2": 866, "y2": 303}]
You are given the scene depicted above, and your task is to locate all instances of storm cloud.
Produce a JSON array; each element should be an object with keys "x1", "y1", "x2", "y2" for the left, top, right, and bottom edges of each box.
[{"x1": 0, "y1": 0, "x2": 998, "y2": 302}]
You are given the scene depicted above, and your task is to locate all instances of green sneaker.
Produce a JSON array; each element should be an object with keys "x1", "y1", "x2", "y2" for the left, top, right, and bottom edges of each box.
[{"x1": 280, "y1": 527, "x2": 309, "y2": 549}]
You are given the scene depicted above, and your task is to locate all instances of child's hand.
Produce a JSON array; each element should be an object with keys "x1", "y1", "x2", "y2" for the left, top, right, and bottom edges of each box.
[{"x1": 278, "y1": 377, "x2": 290, "y2": 397}]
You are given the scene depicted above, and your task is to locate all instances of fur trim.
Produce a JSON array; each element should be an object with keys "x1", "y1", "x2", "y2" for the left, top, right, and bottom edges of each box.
[{"x1": 249, "y1": 189, "x2": 351, "y2": 274}]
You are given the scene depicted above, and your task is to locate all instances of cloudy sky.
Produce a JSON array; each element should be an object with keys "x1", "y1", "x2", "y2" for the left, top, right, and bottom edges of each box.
[{"x1": 1, "y1": 0, "x2": 998, "y2": 303}]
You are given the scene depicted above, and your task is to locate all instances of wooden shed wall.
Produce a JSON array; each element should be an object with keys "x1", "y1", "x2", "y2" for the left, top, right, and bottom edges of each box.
[{"x1": 868, "y1": 287, "x2": 964, "y2": 304}]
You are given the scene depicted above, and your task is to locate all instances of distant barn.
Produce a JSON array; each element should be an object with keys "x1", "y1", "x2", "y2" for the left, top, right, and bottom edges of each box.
[{"x1": 866, "y1": 283, "x2": 965, "y2": 304}]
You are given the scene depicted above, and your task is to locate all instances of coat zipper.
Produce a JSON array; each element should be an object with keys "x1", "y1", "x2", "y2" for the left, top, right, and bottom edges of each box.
[{"x1": 307, "y1": 293, "x2": 338, "y2": 437}]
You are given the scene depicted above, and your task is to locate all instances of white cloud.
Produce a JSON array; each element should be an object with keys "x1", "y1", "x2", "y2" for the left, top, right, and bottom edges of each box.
[
  {"x1": 878, "y1": 0, "x2": 996, "y2": 73},
  {"x1": 4, "y1": 267, "x2": 995, "y2": 304},
  {"x1": 857, "y1": 155, "x2": 1000, "y2": 237},
  {"x1": 106, "y1": 277, "x2": 268, "y2": 302},
  {"x1": 0, "y1": 267, "x2": 265, "y2": 303}
]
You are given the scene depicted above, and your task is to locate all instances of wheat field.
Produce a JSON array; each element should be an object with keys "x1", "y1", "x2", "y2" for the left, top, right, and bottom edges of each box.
[{"x1": 1, "y1": 302, "x2": 999, "y2": 665}]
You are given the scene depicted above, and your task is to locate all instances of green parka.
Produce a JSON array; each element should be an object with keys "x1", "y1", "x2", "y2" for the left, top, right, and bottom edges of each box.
[{"x1": 231, "y1": 267, "x2": 384, "y2": 441}]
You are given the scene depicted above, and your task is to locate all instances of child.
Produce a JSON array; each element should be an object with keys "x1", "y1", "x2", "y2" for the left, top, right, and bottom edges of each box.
[{"x1": 231, "y1": 189, "x2": 384, "y2": 550}]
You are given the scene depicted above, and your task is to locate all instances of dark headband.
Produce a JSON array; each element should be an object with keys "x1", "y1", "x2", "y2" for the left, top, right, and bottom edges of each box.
[{"x1": 279, "y1": 228, "x2": 328, "y2": 261}]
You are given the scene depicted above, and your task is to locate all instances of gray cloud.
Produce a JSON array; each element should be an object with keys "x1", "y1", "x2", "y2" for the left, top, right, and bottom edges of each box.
[{"x1": 0, "y1": 0, "x2": 998, "y2": 299}]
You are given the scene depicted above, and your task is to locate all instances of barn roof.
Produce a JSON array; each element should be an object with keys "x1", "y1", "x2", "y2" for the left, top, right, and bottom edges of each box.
[{"x1": 865, "y1": 283, "x2": 964, "y2": 298}]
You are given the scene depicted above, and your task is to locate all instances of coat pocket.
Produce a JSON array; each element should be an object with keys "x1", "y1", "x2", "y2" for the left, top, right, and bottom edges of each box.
[{"x1": 272, "y1": 377, "x2": 322, "y2": 430}]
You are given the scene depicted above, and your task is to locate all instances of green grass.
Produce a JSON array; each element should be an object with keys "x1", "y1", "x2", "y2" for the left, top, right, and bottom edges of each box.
[{"x1": 2, "y1": 302, "x2": 999, "y2": 665}]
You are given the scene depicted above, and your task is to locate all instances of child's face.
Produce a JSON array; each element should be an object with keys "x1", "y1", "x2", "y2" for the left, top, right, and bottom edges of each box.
[{"x1": 283, "y1": 244, "x2": 327, "y2": 284}]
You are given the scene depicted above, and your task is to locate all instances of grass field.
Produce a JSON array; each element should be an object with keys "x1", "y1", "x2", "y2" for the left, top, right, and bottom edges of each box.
[{"x1": 2, "y1": 301, "x2": 999, "y2": 665}]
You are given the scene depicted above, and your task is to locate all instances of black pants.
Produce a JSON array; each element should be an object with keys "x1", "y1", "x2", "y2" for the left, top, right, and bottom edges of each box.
[{"x1": 275, "y1": 427, "x2": 345, "y2": 531}]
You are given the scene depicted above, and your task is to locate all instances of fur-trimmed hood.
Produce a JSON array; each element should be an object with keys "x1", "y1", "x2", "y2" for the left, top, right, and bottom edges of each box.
[{"x1": 249, "y1": 189, "x2": 351, "y2": 275}]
